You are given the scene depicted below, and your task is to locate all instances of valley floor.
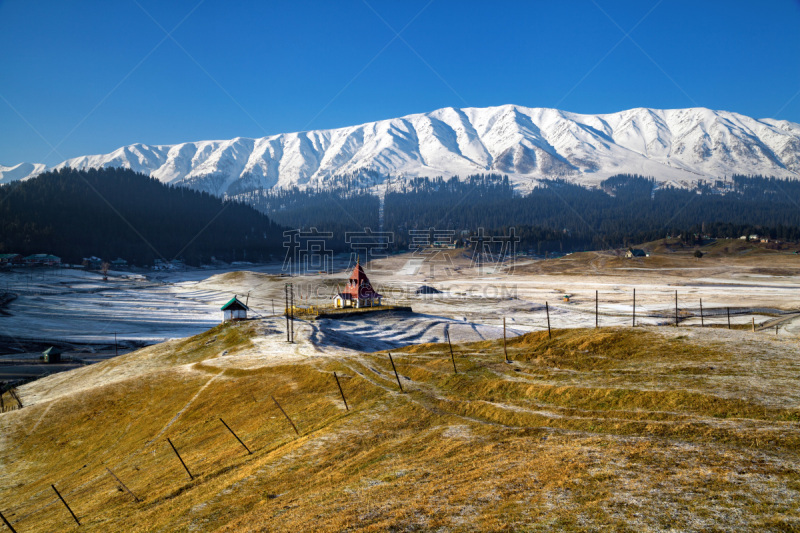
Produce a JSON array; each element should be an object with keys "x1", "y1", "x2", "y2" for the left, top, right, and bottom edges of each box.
[{"x1": 0, "y1": 242, "x2": 798, "y2": 531}]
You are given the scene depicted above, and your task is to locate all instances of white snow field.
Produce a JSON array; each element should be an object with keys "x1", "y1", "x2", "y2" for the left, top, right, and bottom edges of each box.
[{"x1": 2, "y1": 245, "x2": 798, "y2": 353}]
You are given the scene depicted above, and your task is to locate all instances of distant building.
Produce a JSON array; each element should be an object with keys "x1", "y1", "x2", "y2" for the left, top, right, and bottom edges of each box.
[
  {"x1": 42, "y1": 346, "x2": 62, "y2": 363},
  {"x1": 0, "y1": 254, "x2": 22, "y2": 265},
  {"x1": 625, "y1": 248, "x2": 647, "y2": 258},
  {"x1": 83, "y1": 256, "x2": 103, "y2": 269},
  {"x1": 154, "y1": 258, "x2": 185, "y2": 270},
  {"x1": 221, "y1": 296, "x2": 249, "y2": 322},
  {"x1": 111, "y1": 258, "x2": 128, "y2": 268},
  {"x1": 24, "y1": 254, "x2": 61, "y2": 266},
  {"x1": 334, "y1": 260, "x2": 383, "y2": 308}
]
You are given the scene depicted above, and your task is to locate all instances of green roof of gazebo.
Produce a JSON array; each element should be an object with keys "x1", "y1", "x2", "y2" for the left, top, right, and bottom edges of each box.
[{"x1": 221, "y1": 297, "x2": 249, "y2": 311}]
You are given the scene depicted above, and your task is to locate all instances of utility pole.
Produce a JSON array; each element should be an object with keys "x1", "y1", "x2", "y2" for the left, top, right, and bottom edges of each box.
[
  {"x1": 285, "y1": 284, "x2": 290, "y2": 343},
  {"x1": 700, "y1": 298, "x2": 704, "y2": 327},
  {"x1": 289, "y1": 284, "x2": 294, "y2": 342},
  {"x1": 595, "y1": 290, "x2": 598, "y2": 328}
]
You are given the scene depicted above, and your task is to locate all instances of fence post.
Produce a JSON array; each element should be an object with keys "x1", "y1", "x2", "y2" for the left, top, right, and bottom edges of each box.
[
  {"x1": 632, "y1": 288, "x2": 636, "y2": 327},
  {"x1": 285, "y1": 285, "x2": 290, "y2": 343},
  {"x1": 9, "y1": 389, "x2": 21, "y2": 409},
  {"x1": 290, "y1": 285, "x2": 295, "y2": 342},
  {"x1": 502, "y1": 318, "x2": 508, "y2": 363},
  {"x1": 388, "y1": 353, "x2": 403, "y2": 392},
  {"x1": 0, "y1": 510, "x2": 17, "y2": 533},
  {"x1": 51, "y1": 484, "x2": 80, "y2": 526},
  {"x1": 271, "y1": 396, "x2": 300, "y2": 435},
  {"x1": 700, "y1": 298, "x2": 704, "y2": 327},
  {"x1": 446, "y1": 330, "x2": 458, "y2": 372},
  {"x1": 167, "y1": 438, "x2": 194, "y2": 480},
  {"x1": 752, "y1": 317, "x2": 755, "y2": 332},
  {"x1": 675, "y1": 290, "x2": 678, "y2": 327},
  {"x1": 545, "y1": 302, "x2": 551, "y2": 339},
  {"x1": 219, "y1": 418, "x2": 252, "y2": 455},
  {"x1": 333, "y1": 372, "x2": 349, "y2": 411},
  {"x1": 727, "y1": 307, "x2": 731, "y2": 329},
  {"x1": 595, "y1": 290, "x2": 598, "y2": 328}
]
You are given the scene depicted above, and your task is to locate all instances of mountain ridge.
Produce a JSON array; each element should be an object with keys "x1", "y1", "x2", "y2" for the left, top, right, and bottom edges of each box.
[{"x1": 3, "y1": 105, "x2": 799, "y2": 194}]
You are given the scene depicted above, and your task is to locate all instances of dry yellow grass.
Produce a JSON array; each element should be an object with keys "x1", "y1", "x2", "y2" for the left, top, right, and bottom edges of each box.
[{"x1": 1, "y1": 323, "x2": 799, "y2": 531}]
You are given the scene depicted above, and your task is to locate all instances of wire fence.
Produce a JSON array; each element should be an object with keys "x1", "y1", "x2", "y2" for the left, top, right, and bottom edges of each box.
[{"x1": 0, "y1": 288, "x2": 796, "y2": 528}]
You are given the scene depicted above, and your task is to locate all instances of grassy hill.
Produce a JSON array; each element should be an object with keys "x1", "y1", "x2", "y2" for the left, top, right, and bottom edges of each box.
[
  {"x1": 515, "y1": 238, "x2": 800, "y2": 280},
  {"x1": 1, "y1": 321, "x2": 799, "y2": 531}
]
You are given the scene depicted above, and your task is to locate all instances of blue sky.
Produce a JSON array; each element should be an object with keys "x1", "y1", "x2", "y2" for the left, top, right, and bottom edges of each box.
[{"x1": 2, "y1": 0, "x2": 799, "y2": 166}]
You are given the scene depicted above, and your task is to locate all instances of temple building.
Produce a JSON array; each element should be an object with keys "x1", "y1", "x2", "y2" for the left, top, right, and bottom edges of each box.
[{"x1": 333, "y1": 260, "x2": 383, "y2": 308}]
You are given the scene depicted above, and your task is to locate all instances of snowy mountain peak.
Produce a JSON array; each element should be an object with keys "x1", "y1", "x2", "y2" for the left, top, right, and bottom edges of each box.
[
  {"x1": 6, "y1": 105, "x2": 800, "y2": 195},
  {"x1": 0, "y1": 162, "x2": 47, "y2": 185}
]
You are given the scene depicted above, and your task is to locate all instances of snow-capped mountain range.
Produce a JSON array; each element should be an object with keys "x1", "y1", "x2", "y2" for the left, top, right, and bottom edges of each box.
[{"x1": 3, "y1": 105, "x2": 799, "y2": 195}]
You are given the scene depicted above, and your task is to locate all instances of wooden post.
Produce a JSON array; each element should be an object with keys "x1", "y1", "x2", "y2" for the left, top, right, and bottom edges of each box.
[
  {"x1": 727, "y1": 307, "x2": 731, "y2": 329},
  {"x1": 167, "y1": 438, "x2": 194, "y2": 480},
  {"x1": 632, "y1": 288, "x2": 636, "y2": 327},
  {"x1": 502, "y1": 318, "x2": 509, "y2": 362},
  {"x1": 595, "y1": 290, "x2": 598, "y2": 328},
  {"x1": 51, "y1": 484, "x2": 80, "y2": 526},
  {"x1": 271, "y1": 396, "x2": 299, "y2": 435},
  {"x1": 9, "y1": 389, "x2": 21, "y2": 409},
  {"x1": 0, "y1": 392, "x2": 4, "y2": 412},
  {"x1": 333, "y1": 372, "x2": 348, "y2": 411},
  {"x1": 290, "y1": 285, "x2": 295, "y2": 343},
  {"x1": 388, "y1": 353, "x2": 403, "y2": 392},
  {"x1": 776, "y1": 325, "x2": 779, "y2": 335},
  {"x1": 700, "y1": 298, "x2": 704, "y2": 327},
  {"x1": 285, "y1": 285, "x2": 290, "y2": 343},
  {"x1": 545, "y1": 302, "x2": 552, "y2": 339},
  {"x1": 219, "y1": 418, "x2": 252, "y2": 455},
  {"x1": 272, "y1": 299, "x2": 275, "y2": 315},
  {"x1": 675, "y1": 290, "x2": 679, "y2": 327},
  {"x1": 752, "y1": 317, "x2": 755, "y2": 332},
  {"x1": 105, "y1": 467, "x2": 140, "y2": 502},
  {"x1": 446, "y1": 330, "x2": 458, "y2": 372},
  {"x1": 0, "y1": 510, "x2": 17, "y2": 533}
]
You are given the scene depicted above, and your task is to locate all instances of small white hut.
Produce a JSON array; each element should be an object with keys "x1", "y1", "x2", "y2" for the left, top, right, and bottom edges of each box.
[{"x1": 221, "y1": 296, "x2": 249, "y2": 322}]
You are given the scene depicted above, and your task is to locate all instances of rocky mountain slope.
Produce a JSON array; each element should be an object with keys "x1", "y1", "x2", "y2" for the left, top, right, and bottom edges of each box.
[{"x1": 4, "y1": 105, "x2": 799, "y2": 195}]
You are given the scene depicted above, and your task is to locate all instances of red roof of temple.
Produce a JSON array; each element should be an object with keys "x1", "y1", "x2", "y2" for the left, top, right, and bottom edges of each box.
[{"x1": 338, "y1": 261, "x2": 382, "y2": 299}]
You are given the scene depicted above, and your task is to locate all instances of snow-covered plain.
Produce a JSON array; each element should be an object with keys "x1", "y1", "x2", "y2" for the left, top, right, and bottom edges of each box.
[
  {"x1": 2, "y1": 248, "x2": 798, "y2": 358},
  {"x1": 0, "y1": 268, "x2": 221, "y2": 344}
]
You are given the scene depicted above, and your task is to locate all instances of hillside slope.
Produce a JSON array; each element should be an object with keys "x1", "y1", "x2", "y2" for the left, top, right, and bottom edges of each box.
[
  {"x1": 0, "y1": 320, "x2": 798, "y2": 531},
  {"x1": 0, "y1": 167, "x2": 285, "y2": 264}
]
